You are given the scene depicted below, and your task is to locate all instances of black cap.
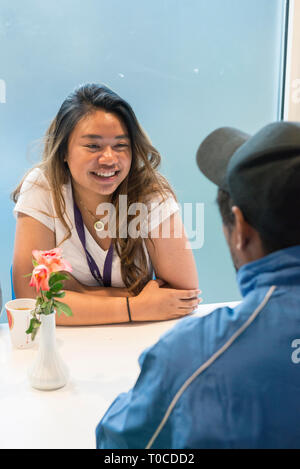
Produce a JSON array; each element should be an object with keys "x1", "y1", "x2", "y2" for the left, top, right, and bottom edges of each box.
[{"x1": 196, "y1": 121, "x2": 300, "y2": 243}]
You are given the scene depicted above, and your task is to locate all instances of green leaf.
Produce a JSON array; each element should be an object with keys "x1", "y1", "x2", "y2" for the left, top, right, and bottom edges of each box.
[
  {"x1": 54, "y1": 300, "x2": 73, "y2": 317},
  {"x1": 53, "y1": 291, "x2": 65, "y2": 299},
  {"x1": 50, "y1": 282, "x2": 63, "y2": 293},
  {"x1": 26, "y1": 317, "x2": 41, "y2": 337},
  {"x1": 31, "y1": 321, "x2": 41, "y2": 341},
  {"x1": 31, "y1": 328, "x2": 38, "y2": 341},
  {"x1": 26, "y1": 318, "x2": 35, "y2": 334},
  {"x1": 32, "y1": 259, "x2": 38, "y2": 267},
  {"x1": 49, "y1": 273, "x2": 69, "y2": 287},
  {"x1": 45, "y1": 301, "x2": 54, "y2": 315}
]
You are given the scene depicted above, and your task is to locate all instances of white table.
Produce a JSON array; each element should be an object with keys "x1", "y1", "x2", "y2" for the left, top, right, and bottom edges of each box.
[{"x1": 0, "y1": 301, "x2": 239, "y2": 449}]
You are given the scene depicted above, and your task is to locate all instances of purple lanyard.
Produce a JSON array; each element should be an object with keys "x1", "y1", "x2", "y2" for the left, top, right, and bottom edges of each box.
[{"x1": 73, "y1": 195, "x2": 113, "y2": 287}]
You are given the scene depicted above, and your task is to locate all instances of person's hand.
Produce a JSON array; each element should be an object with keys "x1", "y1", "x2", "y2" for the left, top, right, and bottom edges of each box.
[{"x1": 130, "y1": 279, "x2": 202, "y2": 322}]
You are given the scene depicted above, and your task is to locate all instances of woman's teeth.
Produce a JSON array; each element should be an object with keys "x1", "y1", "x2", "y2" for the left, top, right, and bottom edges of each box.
[{"x1": 92, "y1": 171, "x2": 117, "y2": 178}]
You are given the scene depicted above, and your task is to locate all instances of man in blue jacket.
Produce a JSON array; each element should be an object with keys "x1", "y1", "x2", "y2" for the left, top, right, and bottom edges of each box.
[{"x1": 96, "y1": 122, "x2": 300, "y2": 449}]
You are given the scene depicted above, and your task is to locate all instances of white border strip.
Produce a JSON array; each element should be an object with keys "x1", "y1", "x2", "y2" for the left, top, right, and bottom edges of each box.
[
  {"x1": 283, "y1": 0, "x2": 294, "y2": 120},
  {"x1": 283, "y1": 0, "x2": 300, "y2": 121},
  {"x1": 145, "y1": 285, "x2": 277, "y2": 449}
]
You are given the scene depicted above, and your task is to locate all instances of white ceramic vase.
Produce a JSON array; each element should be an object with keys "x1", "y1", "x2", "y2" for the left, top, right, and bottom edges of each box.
[{"x1": 28, "y1": 312, "x2": 69, "y2": 391}]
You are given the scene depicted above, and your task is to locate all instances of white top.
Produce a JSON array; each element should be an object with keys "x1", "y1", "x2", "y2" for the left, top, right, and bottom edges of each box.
[{"x1": 14, "y1": 168, "x2": 179, "y2": 287}]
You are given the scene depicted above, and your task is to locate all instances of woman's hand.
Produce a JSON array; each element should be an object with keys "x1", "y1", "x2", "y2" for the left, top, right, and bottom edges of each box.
[{"x1": 130, "y1": 279, "x2": 202, "y2": 322}]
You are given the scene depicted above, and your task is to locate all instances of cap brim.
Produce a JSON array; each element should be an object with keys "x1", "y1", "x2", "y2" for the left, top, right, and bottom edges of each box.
[{"x1": 196, "y1": 127, "x2": 250, "y2": 190}]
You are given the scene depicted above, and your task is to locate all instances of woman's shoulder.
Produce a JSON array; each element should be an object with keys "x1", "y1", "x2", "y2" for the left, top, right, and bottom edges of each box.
[
  {"x1": 142, "y1": 186, "x2": 177, "y2": 205},
  {"x1": 139, "y1": 189, "x2": 179, "y2": 235},
  {"x1": 15, "y1": 166, "x2": 54, "y2": 214},
  {"x1": 143, "y1": 189, "x2": 178, "y2": 214},
  {"x1": 14, "y1": 166, "x2": 56, "y2": 230},
  {"x1": 20, "y1": 166, "x2": 51, "y2": 193}
]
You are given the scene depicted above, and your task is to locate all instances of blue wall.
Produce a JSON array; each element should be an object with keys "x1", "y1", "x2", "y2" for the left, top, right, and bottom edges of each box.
[{"x1": 0, "y1": 0, "x2": 285, "y2": 322}]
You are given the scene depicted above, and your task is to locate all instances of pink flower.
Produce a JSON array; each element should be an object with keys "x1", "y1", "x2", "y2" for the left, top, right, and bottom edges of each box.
[
  {"x1": 32, "y1": 248, "x2": 72, "y2": 274},
  {"x1": 30, "y1": 265, "x2": 50, "y2": 292}
]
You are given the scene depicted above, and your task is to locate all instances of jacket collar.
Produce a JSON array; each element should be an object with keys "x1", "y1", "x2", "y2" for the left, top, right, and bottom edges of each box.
[{"x1": 237, "y1": 245, "x2": 300, "y2": 297}]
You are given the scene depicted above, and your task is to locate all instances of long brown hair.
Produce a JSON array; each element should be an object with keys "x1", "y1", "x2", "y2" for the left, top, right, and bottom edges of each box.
[{"x1": 12, "y1": 83, "x2": 176, "y2": 294}]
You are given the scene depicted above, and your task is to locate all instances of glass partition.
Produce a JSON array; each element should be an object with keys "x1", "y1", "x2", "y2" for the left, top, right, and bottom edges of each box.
[{"x1": 0, "y1": 0, "x2": 287, "y2": 322}]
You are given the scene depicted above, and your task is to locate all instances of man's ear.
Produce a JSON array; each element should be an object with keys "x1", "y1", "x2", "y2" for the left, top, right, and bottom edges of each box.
[{"x1": 231, "y1": 206, "x2": 252, "y2": 251}]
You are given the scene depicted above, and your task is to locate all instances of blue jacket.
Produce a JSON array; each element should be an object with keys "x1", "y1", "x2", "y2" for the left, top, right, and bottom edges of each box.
[{"x1": 96, "y1": 246, "x2": 300, "y2": 449}]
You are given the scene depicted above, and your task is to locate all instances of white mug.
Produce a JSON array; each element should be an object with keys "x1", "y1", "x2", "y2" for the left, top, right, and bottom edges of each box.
[{"x1": 5, "y1": 298, "x2": 38, "y2": 349}]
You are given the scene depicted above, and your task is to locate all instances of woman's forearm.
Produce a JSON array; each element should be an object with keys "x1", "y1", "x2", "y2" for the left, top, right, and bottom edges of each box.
[
  {"x1": 81, "y1": 285, "x2": 132, "y2": 298},
  {"x1": 62, "y1": 272, "x2": 132, "y2": 298},
  {"x1": 55, "y1": 290, "x2": 130, "y2": 326}
]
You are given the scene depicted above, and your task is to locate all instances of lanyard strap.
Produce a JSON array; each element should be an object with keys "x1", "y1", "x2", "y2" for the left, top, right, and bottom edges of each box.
[{"x1": 73, "y1": 195, "x2": 113, "y2": 287}]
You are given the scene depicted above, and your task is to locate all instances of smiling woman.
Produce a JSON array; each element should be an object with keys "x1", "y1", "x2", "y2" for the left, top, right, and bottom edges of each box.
[
  {"x1": 68, "y1": 110, "x2": 132, "y2": 212},
  {"x1": 11, "y1": 83, "x2": 200, "y2": 326}
]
